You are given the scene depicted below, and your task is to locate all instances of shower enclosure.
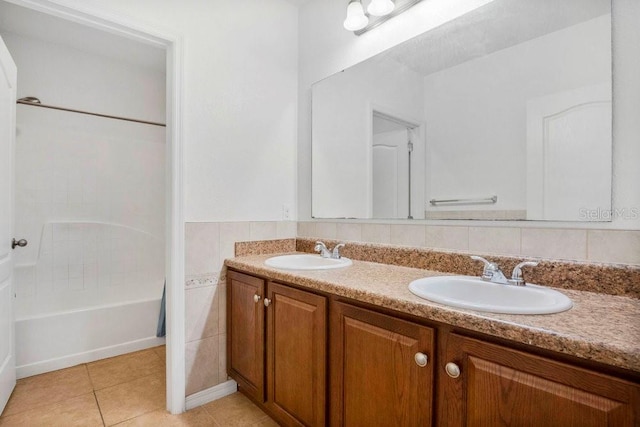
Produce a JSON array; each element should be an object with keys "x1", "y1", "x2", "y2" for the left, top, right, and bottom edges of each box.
[{"x1": 4, "y1": 26, "x2": 167, "y2": 378}]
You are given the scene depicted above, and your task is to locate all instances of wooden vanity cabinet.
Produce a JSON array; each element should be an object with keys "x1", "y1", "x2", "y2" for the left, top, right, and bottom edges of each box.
[
  {"x1": 439, "y1": 333, "x2": 640, "y2": 427},
  {"x1": 330, "y1": 301, "x2": 435, "y2": 427},
  {"x1": 227, "y1": 270, "x2": 265, "y2": 402},
  {"x1": 266, "y1": 281, "x2": 327, "y2": 426},
  {"x1": 227, "y1": 270, "x2": 327, "y2": 426},
  {"x1": 228, "y1": 269, "x2": 639, "y2": 427}
]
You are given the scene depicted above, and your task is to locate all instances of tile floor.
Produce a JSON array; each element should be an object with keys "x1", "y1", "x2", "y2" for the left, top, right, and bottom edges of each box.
[{"x1": 0, "y1": 346, "x2": 276, "y2": 426}]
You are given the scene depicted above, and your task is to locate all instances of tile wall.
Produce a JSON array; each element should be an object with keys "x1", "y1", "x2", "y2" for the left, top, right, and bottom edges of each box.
[
  {"x1": 298, "y1": 222, "x2": 640, "y2": 266},
  {"x1": 183, "y1": 221, "x2": 297, "y2": 395}
]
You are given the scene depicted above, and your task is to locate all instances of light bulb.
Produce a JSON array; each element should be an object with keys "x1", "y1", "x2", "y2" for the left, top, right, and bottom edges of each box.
[
  {"x1": 367, "y1": 0, "x2": 395, "y2": 17},
  {"x1": 343, "y1": 0, "x2": 369, "y2": 31}
]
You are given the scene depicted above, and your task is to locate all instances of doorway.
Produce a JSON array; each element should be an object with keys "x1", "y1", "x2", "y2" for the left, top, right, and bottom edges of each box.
[
  {"x1": 0, "y1": 0, "x2": 185, "y2": 414},
  {"x1": 371, "y1": 111, "x2": 424, "y2": 219}
]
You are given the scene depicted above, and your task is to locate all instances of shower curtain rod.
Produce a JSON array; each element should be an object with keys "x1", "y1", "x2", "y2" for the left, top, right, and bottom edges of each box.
[{"x1": 16, "y1": 97, "x2": 166, "y2": 127}]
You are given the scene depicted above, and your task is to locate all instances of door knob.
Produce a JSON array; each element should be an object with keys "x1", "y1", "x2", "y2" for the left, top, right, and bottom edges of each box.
[
  {"x1": 263, "y1": 298, "x2": 272, "y2": 307},
  {"x1": 12, "y1": 238, "x2": 28, "y2": 249},
  {"x1": 253, "y1": 294, "x2": 261, "y2": 303}
]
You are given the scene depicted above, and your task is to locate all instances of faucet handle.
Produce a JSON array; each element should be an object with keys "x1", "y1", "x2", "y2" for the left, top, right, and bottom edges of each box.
[
  {"x1": 510, "y1": 261, "x2": 539, "y2": 286},
  {"x1": 470, "y1": 255, "x2": 497, "y2": 272},
  {"x1": 314, "y1": 241, "x2": 331, "y2": 258},
  {"x1": 470, "y1": 256, "x2": 504, "y2": 282},
  {"x1": 332, "y1": 243, "x2": 345, "y2": 259},
  {"x1": 470, "y1": 255, "x2": 492, "y2": 266}
]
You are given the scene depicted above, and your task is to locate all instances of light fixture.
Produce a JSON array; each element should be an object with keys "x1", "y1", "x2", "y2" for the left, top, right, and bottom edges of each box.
[
  {"x1": 344, "y1": 0, "x2": 423, "y2": 36},
  {"x1": 367, "y1": 0, "x2": 395, "y2": 17},
  {"x1": 343, "y1": 0, "x2": 369, "y2": 32}
]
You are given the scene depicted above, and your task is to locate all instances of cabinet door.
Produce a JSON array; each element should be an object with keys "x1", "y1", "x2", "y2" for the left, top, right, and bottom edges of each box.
[
  {"x1": 227, "y1": 271, "x2": 265, "y2": 402},
  {"x1": 266, "y1": 282, "x2": 327, "y2": 426},
  {"x1": 441, "y1": 333, "x2": 640, "y2": 426},
  {"x1": 331, "y1": 301, "x2": 434, "y2": 427}
]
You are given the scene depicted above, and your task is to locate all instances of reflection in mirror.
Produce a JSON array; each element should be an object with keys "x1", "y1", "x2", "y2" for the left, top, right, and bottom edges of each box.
[
  {"x1": 372, "y1": 113, "x2": 423, "y2": 219},
  {"x1": 311, "y1": 0, "x2": 612, "y2": 221}
]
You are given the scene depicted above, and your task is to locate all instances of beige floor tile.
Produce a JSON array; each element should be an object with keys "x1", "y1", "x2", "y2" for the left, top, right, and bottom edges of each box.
[
  {"x1": 153, "y1": 345, "x2": 166, "y2": 363},
  {"x1": 88, "y1": 349, "x2": 164, "y2": 390},
  {"x1": 252, "y1": 416, "x2": 279, "y2": 427},
  {"x1": 95, "y1": 373, "x2": 166, "y2": 426},
  {"x1": 2, "y1": 365, "x2": 93, "y2": 417},
  {"x1": 115, "y1": 406, "x2": 213, "y2": 426},
  {"x1": 0, "y1": 393, "x2": 102, "y2": 427},
  {"x1": 204, "y1": 393, "x2": 270, "y2": 426}
]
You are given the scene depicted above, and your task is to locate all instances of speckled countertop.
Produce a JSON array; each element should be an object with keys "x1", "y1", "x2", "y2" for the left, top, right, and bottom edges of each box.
[{"x1": 225, "y1": 252, "x2": 640, "y2": 374}]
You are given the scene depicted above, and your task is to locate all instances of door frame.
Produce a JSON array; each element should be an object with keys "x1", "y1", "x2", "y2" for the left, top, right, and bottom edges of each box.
[{"x1": 4, "y1": 0, "x2": 186, "y2": 414}]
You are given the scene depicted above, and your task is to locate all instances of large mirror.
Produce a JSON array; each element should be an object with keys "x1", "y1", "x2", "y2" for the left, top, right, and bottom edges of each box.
[{"x1": 312, "y1": 0, "x2": 612, "y2": 221}]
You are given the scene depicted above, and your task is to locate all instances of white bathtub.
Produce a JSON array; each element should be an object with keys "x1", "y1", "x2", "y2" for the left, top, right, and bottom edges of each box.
[{"x1": 15, "y1": 297, "x2": 165, "y2": 379}]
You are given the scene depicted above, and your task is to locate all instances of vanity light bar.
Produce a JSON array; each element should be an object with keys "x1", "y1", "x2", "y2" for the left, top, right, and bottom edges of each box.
[
  {"x1": 354, "y1": 0, "x2": 424, "y2": 36},
  {"x1": 430, "y1": 195, "x2": 498, "y2": 206}
]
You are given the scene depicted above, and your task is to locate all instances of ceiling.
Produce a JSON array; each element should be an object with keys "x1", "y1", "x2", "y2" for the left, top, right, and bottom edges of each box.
[
  {"x1": 385, "y1": 0, "x2": 610, "y2": 76},
  {"x1": 0, "y1": 1, "x2": 166, "y2": 71}
]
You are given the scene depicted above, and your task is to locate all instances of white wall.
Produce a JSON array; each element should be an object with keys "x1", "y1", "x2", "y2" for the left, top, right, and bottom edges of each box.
[
  {"x1": 4, "y1": 33, "x2": 166, "y2": 311},
  {"x1": 299, "y1": 0, "x2": 640, "y2": 230},
  {"x1": 424, "y1": 15, "x2": 610, "y2": 214},
  {"x1": 52, "y1": 0, "x2": 299, "y2": 222},
  {"x1": 312, "y1": 57, "x2": 423, "y2": 218}
]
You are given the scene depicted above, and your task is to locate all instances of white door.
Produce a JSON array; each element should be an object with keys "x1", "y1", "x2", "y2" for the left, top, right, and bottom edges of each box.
[
  {"x1": 372, "y1": 128, "x2": 410, "y2": 219},
  {"x1": 0, "y1": 35, "x2": 17, "y2": 413},
  {"x1": 526, "y1": 83, "x2": 612, "y2": 221}
]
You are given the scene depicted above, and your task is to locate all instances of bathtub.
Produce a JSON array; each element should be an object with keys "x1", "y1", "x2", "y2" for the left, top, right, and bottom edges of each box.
[
  {"x1": 15, "y1": 297, "x2": 165, "y2": 379},
  {"x1": 13, "y1": 221, "x2": 166, "y2": 379}
]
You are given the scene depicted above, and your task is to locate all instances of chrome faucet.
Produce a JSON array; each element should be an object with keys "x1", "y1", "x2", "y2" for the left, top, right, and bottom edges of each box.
[
  {"x1": 314, "y1": 241, "x2": 332, "y2": 258},
  {"x1": 314, "y1": 241, "x2": 345, "y2": 259},
  {"x1": 471, "y1": 256, "x2": 509, "y2": 284},
  {"x1": 471, "y1": 256, "x2": 538, "y2": 286},
  {"x1": 332, "y1": 243, "x2": 345, "y2": 259},
  {"x1": 510, "y1": 261, "x2": 539, "y2": 286}
]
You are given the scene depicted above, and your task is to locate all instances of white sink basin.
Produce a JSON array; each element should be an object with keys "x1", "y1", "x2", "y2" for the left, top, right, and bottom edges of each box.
[
  {"x1": 408, "y1": 275, "x2": 572, "y2": 314},
  {"x1": 264, "y1": 254, "x2": 352, "y2": 271}
]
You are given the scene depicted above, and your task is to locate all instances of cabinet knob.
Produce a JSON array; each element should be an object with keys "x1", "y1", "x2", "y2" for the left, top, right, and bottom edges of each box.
[
  {"x1": 414, "y1": 352, "x2": 429, "y2": 367},
  {"x1": 445, "y1": 362, "x2": 461, "y2": 378},
  {"x1": 264, "y1": 298, "x2": 272, "y2": 307},
  {"x1": 253, "y1": 294, "x2": 261, "y2": 303}
]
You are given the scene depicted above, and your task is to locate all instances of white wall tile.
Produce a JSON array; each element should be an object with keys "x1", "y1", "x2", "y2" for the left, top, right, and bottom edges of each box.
[
  {"x1": 521, "y1": 228, "x2": 587, "y2": 261},
  {"x1": 68, "y1": 264, "x2": 83, "y2": 279},
  {"x1": 218, "y1": 333, "x2": 227, "y2": 383},
  {"x1": 469, "y1": 227, "x2": 521, "y2": 256},
  {"x1": 276, "y1": 221, "x2": 297, "y2": 238},
  {"x1": 315, "y1": 222, "x2": 337, "y2": 239},
  {"x1": 336, "y1": 223, "x2": 362, "y2": 242},
  {"x1": 390, "y1": 224, "x2": 426, "y2": 247},
  {"x1": 185, "y1": 222, "x2": 220, "y2": 276},
  {"x1": 361, "y1": 224, "x2": 391, "y2": 244},
  {"x1": 588, "y1": 230, "x2": 640, "y2": 265},
  {"x1": 425, "y1": 226, "x2": 469, "y2": 251},
  {"x1": 219, "y1": 222, "x2": 251, "y2": 264},
  {"x1": 185, "y1": 285, "x2": 219, "y2": 343},
  {"x1": 249, "y1": 221, "x2": 277, "y2": 240},
  {"x1": 218, "y1": 283, "x2": 227, "y2": 335},
  {"x1": 297, "y1": 221, "x2": 316, "y2": 237},
  {"x1": 185, "y1": 337, "x2": 220, "y2": 396}
]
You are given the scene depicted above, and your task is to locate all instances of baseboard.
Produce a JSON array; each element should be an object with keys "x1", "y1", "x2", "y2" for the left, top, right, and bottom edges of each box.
[
  {"x1": 16, "y1": 336, "x2": 166, "y2": 379},
  {"x1": 185, "y1": 379, "x2": 238, "y2": 410}
]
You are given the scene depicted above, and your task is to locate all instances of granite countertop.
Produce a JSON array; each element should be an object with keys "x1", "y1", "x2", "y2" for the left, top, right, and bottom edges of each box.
[{"x1": 225, "y1": 252, "x2": 640, "y2": 374}]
